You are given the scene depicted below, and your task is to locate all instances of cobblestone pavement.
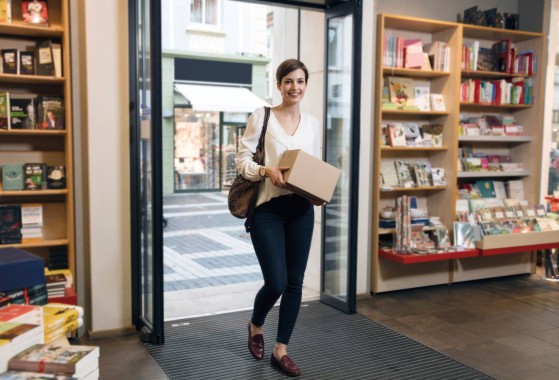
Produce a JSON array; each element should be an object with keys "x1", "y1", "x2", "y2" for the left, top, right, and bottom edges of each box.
[{"x1": 163, "y1": 192, "x2": 263, "y2": 292}]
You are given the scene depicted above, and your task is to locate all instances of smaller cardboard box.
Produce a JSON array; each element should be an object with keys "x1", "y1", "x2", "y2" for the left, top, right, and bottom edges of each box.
[{"x1": 279, "y1": 149, "x2": 341, "y2": 203}]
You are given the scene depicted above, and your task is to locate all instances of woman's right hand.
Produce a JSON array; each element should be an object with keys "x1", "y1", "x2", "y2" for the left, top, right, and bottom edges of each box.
[{"x1": 266, "y1": 166, "x2": 290, "y2": 188}]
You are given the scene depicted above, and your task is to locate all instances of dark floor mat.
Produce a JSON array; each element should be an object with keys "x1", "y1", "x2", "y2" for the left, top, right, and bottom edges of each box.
[{"x1": 145, "y1": 301, "x2": 493, "y2": 380}]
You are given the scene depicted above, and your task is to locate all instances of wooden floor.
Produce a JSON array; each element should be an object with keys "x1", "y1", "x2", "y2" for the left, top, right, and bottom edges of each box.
[{"x1": 83, "y1": 272, "x2": 559, "y2": 380}]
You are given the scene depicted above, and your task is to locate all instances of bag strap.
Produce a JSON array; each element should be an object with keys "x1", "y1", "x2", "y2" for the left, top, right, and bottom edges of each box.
[{"x1": 254, "y1": 106, "x2": 271, "y2": 165}]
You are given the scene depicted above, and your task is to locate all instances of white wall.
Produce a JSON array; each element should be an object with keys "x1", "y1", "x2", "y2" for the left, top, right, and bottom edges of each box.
[{"x1": 78, "y1": 0, "x2": 131, "y2": 334}]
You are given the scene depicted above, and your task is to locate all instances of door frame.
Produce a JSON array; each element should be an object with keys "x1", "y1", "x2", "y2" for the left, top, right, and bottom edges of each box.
[
  {"x1": 320, "y1": 0, "x2": 361, "y2": 314},
  {"x1": 130, "y1": 0, "x2": 165, "y2": 344}
]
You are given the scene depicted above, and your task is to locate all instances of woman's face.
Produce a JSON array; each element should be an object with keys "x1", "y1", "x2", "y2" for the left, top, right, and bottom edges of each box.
[{"x1": 277, "y1": 68, "x2": 307, "y2": 105}]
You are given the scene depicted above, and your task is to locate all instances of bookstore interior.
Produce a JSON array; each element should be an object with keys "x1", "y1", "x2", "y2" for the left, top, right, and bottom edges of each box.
[{"x1": 1, "y1": 0, "x2": 559, "y2": 379}]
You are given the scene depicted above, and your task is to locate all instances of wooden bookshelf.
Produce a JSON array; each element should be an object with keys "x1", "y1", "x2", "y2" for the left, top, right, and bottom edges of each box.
[
  {"x1": 371, "y1": 13, "x2": 545, "y2": 293},
  {"x1": 0, "y1": 1, "x2": 75, "y2": 288}
]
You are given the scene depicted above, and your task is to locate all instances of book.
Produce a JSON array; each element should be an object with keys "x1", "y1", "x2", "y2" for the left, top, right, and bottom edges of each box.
[
  {"x1": 431, "y1": 168, "x2": 446, "y2": 186},
  {"x1": 0, "y1": 91, "x2": 9, "y2": 129},
  {"x1": 0, "y1": 371, "x2": 77, "y2": 380},
  {"x1": 2, "y1": 163, "x2": 24, "y2": 191},
  {"x1": 21, "y1": 1, "x2": 48, "y2": 26},
  {"x1": 51, "y1": 42, "x2": 62, "y2": 77},
  {"x1": 1, "y1": 49, "x2": 18, "y2": 74},
  {"x1": 394, "y1": 160, "x2": 414, "y2": 187},
  {"x1": 476, "y1": 180, "x2": 496, "y2": 198},
  {"x1": 380, "y1": 161, "x2": 399, "y2": 187},
  {"x1": 0, "y1": 305, "x2": 42, "y2": 325},
  {"x1": 0, "y1": 0, "x2": 12, "y2": 23},
  {"x1": 413, "y1": 161, "x2": 432, "y2": 187},
  {"x1": 47, "y1": 165, "x2": 66, "y2": 189},
  {"x1": 0, "y1": 323, "x2": 42, "y2": 345},
  {"x1": 9, "y1": 98, "x2": 35, "y2": 130},
  {"x1": 429, "y1": 93, "x2": 446, "y2": 111},
  {"x1": 19, "y1": 51, "x2": 35, "y2": 75},
  {"x1": 43, "y1": 318, "x2": 82, "y2": 344},
  {"x1": 35, "y1": 40, "x2": 54, "y2": 76},
  {"x1": 43, "y1": 304, "x2": 83, "y2": 334},
  {"x1": 23, "y1": 163, "x2": 47, "y2": 190},
  {"x1": 8, "y1": 343, "x2": 99, "y2": 377},
  {"x1": 36, "y1": 96, "x2": 64, "y2": 130},
  {"x1": 413, "y1": 81, "x2": 430, "y2": 111},
  {"x1": 388, "y1": 76, "x2": 414, "y2": 108},
  {"x1": 387, "y1": 123, "x2": 406, "y2": 146}
]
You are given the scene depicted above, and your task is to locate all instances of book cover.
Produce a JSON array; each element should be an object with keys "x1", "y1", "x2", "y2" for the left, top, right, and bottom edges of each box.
[
  {"x1": 0, "y1": 322, "x2": 41, "y2": 341},
  {"x1": 387, "y1": 123, "x2": 406, "y2": 146},
  {"x1": 23, "y1": 163, "x2": 47, "y2": 190},
  {"x1": 429, "y1": 93, "x2": 446, "y2": 111},
  {"x1": 388, "y1": 76, "x2": 414, "y2": 108},
  {"x1": 21, "y1": 0, "x2": 48, "y2": 25},
  {"x1": 0, "y1": 0, "x2": 12, "y2": 23},
  {"x1": 421, "y1": 124, "x2": 443, "y2": 147},
  {"x1": 19, "y1": 51, "x2": 35, "y2": 75},
  {"x1": 413, "y1": 80, "x2": 430, "y2": 111},
  {"x1": 413, "y1": 161, "x2": 432, "y2": 187},
  {"x1": 21, "y1": 204, "x2": 42, "y2": 226},
  {"x1": 9, "y1": 98, "x2": 35, "y2": 130},
  {"x1": 2, "y1": 163, "x2": 24, "y2": 191},
  {"x1": 0, "y1": 205, "x2": 21, "y2": 231},
  {"x1": 394, "y1": 160, "x2": 414, "y2": 187},
  {"x1": 8, "y1": 343, "x2": 99, "y2": 376},
  {"x1": 431, "y1": 168, "x2": 446, "y2": 186},
  {"x1": 36, "y1": 96, "x2": 64, "y2": 130},
  {"x1": 35, "y1": 40, "x2": 54, "y2": 76},
  {"x1": 380, "y1": 161, "x2": 399, "y2": 187},
  {"x1": 47, "y1": 165, "x2": 66, "y2": 189},
  {"x1": 0, "y1": 305, "x2": 42, "y2": 324},
  {"x1": 43, "y1": 318, "x2": 82, "y2": 344},
  {"x1": 476, "y1": 180, "x2": 496, "y2": 198},
  {"x1": 0, "y1": 91, "x2": 9, "y2": 129},
  {"x1": 1, "y1": 49, "x2": 18, "y2": 74}
]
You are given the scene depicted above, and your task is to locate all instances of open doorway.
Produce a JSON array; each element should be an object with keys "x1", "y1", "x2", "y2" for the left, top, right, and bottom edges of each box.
[{"x1": 160, "y1": 0, "x2": 325, "y2": 320}]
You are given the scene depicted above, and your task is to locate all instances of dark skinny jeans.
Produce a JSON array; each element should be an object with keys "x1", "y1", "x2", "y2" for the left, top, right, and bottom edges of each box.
[{"x1": 249, "y1": 194, "x2": 314, "y2": 345}]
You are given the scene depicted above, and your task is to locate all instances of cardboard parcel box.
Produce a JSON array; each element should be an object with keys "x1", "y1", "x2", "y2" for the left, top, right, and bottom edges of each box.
[{"x1": 279, "y1": 149, "x2": 341, "y2": 203}]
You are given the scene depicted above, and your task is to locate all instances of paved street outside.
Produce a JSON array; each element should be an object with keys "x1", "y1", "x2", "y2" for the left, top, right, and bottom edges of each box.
[{"x1": 162, "y1": 192, "x2": 320, "y2": 319}]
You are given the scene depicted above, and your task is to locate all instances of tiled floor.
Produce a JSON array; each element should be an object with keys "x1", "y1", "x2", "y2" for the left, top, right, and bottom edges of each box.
[{"x1": 84, "y1": 271, "x2": 559, "y2": 380}]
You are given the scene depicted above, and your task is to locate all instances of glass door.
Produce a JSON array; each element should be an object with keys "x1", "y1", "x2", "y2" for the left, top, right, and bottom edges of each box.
[
  {"x1": 321, "y1": 0, "x2": 361, "y2": 313},
  {"x1": 129, "y1": 0, "x2": 165, "y2": 344}
]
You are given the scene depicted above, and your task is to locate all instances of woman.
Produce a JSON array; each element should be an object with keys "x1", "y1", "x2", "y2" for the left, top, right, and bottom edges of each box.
[{"x1": 236, "y1": 59, "x2": 322, "y2": 377}]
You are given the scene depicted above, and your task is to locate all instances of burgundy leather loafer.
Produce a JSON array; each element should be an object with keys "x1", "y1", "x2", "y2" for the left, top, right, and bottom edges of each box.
[
  {"x1": 271, "y1": 354, "x2": 300, "y2": 377},
  {"x1": 247, "y1": 322, "x2": 264, "y2": 360}
]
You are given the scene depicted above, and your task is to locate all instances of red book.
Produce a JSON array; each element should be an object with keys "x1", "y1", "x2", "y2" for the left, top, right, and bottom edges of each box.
[
  {"x1": 21, "y1": 1, "x2": 49, "y2": 26},
  {"x1": 0, "y1": 304, "x2": 42, "y2": 324}
]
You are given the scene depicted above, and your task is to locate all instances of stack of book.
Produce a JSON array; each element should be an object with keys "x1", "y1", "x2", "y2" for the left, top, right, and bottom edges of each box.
[
  {"x1": 0, "y1": 284, "x2": 48, "y2": 309},
  {"x1": 0, "y1": 322, "x2": 43, "y2": 373},
  {"x1": 0, "y1": 205, "x2": 22, "y2": 245},
  {"x1": 5, "y1": 343, "x2": 99, "y2": 380},
  {"x1": 42, "y1": 304, "x2": 83, "y2": 344},
  {"x1": 20, "y1": 204, "x2": 43, "y2": 242},
  {"x1": 0, "y1": 371, "x2": 78, "y2": 379},
  {"x1": 45, "y1": 274, "x2": 66, "y2": 299}
]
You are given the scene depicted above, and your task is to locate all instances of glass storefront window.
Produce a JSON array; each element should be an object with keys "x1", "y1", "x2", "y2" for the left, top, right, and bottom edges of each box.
[{"x1": 174, "y1": 108, "x2": 220, "y2": 191}]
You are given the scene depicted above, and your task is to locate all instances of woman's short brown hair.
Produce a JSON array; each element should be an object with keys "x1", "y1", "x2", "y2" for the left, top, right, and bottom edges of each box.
[{"x1": 276, "y1": 59, "x2": 309, "y2": 84}]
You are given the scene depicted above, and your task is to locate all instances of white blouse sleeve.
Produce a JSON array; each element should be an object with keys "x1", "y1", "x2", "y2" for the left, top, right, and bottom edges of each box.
[{"x1": 235, "y1": 108, "x2": 265, "y2": 181}]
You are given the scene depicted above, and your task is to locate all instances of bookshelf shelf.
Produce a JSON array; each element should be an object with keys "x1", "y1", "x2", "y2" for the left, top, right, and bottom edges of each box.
[
  {"x1": 382, "y1": 67, "x2": 450, "y2": 78},
  {"x1": 0, "y1": 23, "x2": 63, "y2": 39},
  {"x1": 379, "y1": 248, "x2": 479, "y2": 264},
  {"x1": 372, "y1": 13, "x2": 545, "y2": 293},
  {"x1": 1, "y1": 239, "x2": 70, "y2": 249},
  {"x1": 382, "y1": 110, "x2": 449, "y2": 116},
  {"x1": 0, "y1": 189, "x2": 68, "y2": 196},
  {"x1": 460, "y1": 103, "x2": 532, "y2": 110},
  {"x1": 381, "y1": 146, "x2": 448, "y2": 152},
  {"x1": 380, "y1": 186, "x2": 447, "y2": 192},
  {"x1": 458, "y1": 136, "x2": 532, "y2": 143},
  {"x1": 0, "y1": 73, "x2": 65, "y2": 85},
  {"x1": 461, "y1": 70, "x2": 533, "y2": 79},
  {"x1": 0, "y1": 129, "x2": 66, "y2": 136},
  {"x1": 457, "y1": 171, "x2": 530, "y2": 178}
]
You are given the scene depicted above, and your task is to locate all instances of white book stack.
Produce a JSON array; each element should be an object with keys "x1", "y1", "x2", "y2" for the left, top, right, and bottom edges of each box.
[{"x1": 20, "y1": 204, "x2": 43, "y2": 241}]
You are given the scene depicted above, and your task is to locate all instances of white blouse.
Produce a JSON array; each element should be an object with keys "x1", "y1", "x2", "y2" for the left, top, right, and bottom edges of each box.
[{"x1": 235, "y1": 107, "x2": 320, "y2": 207}]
